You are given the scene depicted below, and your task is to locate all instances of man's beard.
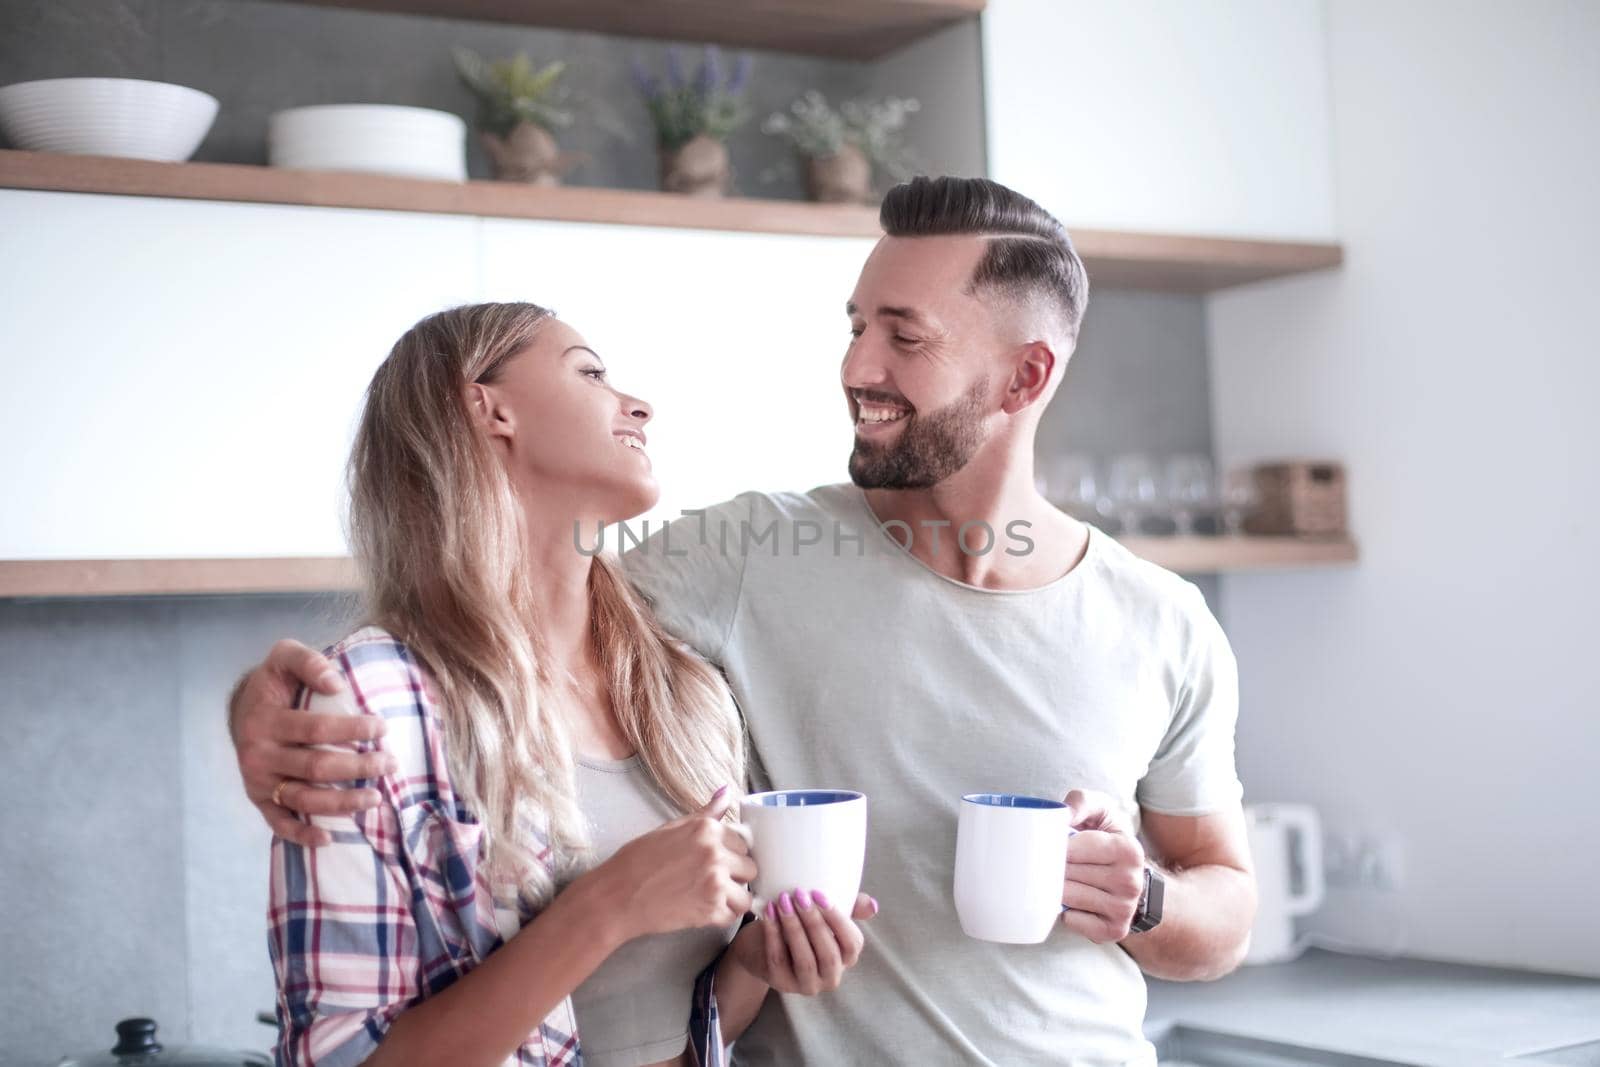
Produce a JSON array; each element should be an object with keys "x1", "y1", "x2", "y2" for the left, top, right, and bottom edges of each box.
[{"x1": 848, "y1": 375, "x2": 989, "y2": 490}]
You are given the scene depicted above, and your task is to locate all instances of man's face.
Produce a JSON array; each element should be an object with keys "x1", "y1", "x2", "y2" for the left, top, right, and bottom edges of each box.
[{"x1": 843, "y1": 235, "x2": 1002, "y2": 489}]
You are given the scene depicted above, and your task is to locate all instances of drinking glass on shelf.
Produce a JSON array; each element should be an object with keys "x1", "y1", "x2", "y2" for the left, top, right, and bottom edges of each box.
[
  {"x1": 1222, "y1": 468, "x2": 1260, "y2": 536},
  {"x1": 1164, "y1": 454, "x2": 1218, "y2": 536},
  {"x1": 1041, "y1": 454, "x2": 1099, "y2": 520},
  {"x1": 1106, "y1": 454, "x2": 1159, "y2": 536}
]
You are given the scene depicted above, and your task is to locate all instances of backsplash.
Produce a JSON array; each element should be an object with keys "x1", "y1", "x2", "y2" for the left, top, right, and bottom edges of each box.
[{"x1": 0, "y1": 594, "x2": 354, "y2": 1066}]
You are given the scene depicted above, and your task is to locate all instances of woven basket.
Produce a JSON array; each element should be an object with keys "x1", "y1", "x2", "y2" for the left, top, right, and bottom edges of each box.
[{"x1": 1244, "y1": 461, "x2": 1347, "y2": 537}]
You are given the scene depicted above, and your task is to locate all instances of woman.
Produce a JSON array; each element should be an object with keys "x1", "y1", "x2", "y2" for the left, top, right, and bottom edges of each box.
[{"x1": 267, "y1": 302, "x2": 869, "y2": 1067}]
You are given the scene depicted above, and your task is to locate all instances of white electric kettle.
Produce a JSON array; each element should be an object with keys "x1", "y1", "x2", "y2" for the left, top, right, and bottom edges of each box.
[{"x1": 1243, "y1": 803, "x2": 1325, "y2": 964}]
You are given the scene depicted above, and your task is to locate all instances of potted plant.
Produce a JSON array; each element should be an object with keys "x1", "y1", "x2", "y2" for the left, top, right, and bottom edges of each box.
[
  {"x1": 631, "y1": 47, "x2": 751, "y2": 198},
  {"x1": 453, "y1": 46, "x2": 587, "y2": 184},
  {"x1": 763, "y1": 91, "x2": 921, "y2": 204}
]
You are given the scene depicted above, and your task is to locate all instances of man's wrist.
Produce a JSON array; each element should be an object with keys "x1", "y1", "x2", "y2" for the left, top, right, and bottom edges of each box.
[{"x1": 1129, "y1": 864, "x2": 1166, "y2": 934}]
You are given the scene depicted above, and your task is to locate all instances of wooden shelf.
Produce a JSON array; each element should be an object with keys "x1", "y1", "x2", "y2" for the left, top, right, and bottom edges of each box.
[
  {"x1": 0, "y1": 150, "x2": 1344, "y2": 291},
  {"x1": 1, "y1": 539, "x2": 1355, "y2": 597},
  {"x1": 1119, "y1": 535, "x2": 1359, "y2": 574},
  {"x1": 0, "y1": 558, "x2": 360, "y2": 598},
  {"x1": 270, "y1": 0, "x2": 987, "y2": 61}
]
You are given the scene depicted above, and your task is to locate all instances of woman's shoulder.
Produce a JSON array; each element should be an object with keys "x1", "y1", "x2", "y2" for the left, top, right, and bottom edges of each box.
[
  {"x1": 318, "y1": 626, "x2": 433, "y2": 704},
  {"x1": 305, "y1": 626, "x2": 446, "y2": 784}
]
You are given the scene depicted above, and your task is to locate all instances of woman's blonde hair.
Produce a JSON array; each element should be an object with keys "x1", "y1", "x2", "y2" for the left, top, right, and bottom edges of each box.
[{"x1": 348, "y1": 302, "x2": 744, "y2": 907}]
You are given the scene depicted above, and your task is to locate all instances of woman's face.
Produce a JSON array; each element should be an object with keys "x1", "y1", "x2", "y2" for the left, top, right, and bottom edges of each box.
[{"x1": 470, "y1": 317, "x2": 658, "y2": 525}]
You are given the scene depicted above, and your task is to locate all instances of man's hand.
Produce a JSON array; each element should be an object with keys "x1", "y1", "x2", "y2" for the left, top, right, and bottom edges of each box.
[
  {"x1": 231, "y1": 639, "x2": 394, "y2": 846},
  {"x1": 1059, "y1": 788, "x2": 1146, "y2": 944}
]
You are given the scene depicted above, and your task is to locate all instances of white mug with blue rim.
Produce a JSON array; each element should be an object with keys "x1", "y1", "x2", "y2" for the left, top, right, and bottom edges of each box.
[
  {"x1": 954, "y1": 793, "x2": 1074, "y2": 944},
  {"x1": 737, "y1": 789, "x2": 868, "y2": 916}
]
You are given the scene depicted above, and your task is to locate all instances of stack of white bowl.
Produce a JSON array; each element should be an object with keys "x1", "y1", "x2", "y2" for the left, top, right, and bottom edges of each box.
[
  {"x1": 0, "y1": 77, "x2": 219, "y2": 160},
  {"x1": 268, "y1": 104, "x2": 467, "y2": 181}
]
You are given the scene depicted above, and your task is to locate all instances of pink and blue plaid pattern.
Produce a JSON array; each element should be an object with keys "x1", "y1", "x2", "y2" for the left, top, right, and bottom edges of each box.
[{"x1": 267, "y1": 626, "x2": 727, "y2": 1067}]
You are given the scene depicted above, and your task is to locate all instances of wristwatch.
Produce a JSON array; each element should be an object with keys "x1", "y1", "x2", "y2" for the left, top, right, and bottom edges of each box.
[{"x1": 1129, "y1": 866, "x2": 1165, "y2": 933}]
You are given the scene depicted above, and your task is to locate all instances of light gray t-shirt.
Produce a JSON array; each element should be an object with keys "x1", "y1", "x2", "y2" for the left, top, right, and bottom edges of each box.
[
  {"x1": 566, "y1": 755, "x2": 740, "y2": 1067},
  {"x1": 621, "y1": 484, "x2": 1242, "y2": 1067}
]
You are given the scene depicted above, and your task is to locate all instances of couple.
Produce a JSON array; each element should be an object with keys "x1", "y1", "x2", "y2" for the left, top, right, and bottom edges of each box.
[{"x1": 233, "y1": 176, "x2": 1257, "y2": 1067}]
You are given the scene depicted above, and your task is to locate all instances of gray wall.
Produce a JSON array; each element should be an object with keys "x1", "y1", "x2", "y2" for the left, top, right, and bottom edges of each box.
[
  {"x1": 0, "y1": 0, "x2": 986, "y2": 201},
  {"x1": 0, "y1": 595, "x2": 355, "y2": 1067},
  {"x1": 1037, "y1": 288, "x2": 1222, "y2": 608},
  {"x1": 860, "y1": 17, "x2": 989, "y2": 180}
]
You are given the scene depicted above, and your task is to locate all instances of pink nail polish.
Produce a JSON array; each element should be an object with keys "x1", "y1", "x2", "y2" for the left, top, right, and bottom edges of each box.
[
  {"x1": 795, "y1": 889, "x2": 812, "y2": 910},
  {"x1": 711, "y1": 784, "x2": 729, "y2": 801},
  {"x1": 779, "y1": 892, "x2": 794, "y2": 916},
  {"x1": 766, "y1": 901, "x2": 778, "y2": 921},
  {"x1": 812, "y1": 889, "x2": 831, "y2": 910},
  {"x1": 870, "y1": 896, "x2": 880, "y2": 915}
]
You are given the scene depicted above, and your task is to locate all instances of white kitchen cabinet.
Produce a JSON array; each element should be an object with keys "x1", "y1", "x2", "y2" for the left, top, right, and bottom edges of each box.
[
  {"x1": 0, "y1": 189, "x2": 479, "y2": 558},
  {"x1": 983, "y1": 0, "x2": 1337, "y2": 241},
  {"x1": 480, "y1": 219, "x2": 876, "y2": 526},
  {"x1": 0, "y1": 189, "x2": 873, "y2": 563}
]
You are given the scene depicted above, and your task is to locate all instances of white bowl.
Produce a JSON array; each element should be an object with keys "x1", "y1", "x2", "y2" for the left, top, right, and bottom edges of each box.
[
  {"x1": 0, "y1": 77, "x2": 218, "y2": 160},
  {"x1": 268, "y1": 104, "x2": 466, "y2": 181}
]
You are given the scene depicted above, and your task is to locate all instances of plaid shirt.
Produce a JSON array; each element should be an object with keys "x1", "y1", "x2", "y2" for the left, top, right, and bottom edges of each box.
[{"x1": 267, "y1": 626, "x2": 727, "y2": 1067}]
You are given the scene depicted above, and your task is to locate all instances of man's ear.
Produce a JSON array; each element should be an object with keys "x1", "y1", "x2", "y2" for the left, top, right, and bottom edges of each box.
[
  {"x1": 1001, "y1": 341, "x2": 1057, "y2": 415},
  {"x1": 464, "y1": 382, "x2": 514, "y2": 442}
]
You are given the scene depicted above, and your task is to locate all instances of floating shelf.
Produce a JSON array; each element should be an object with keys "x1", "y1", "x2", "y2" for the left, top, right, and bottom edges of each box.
[
  {"x1": 268, "y1": 0, "x2": 987, "y2": 61},
  {"x1": 0, "y1": 150, "x2": 1344, "y2": 292},
  {"x1": 0, "y1": 538, "x2": 1356, "y2": 598},
  {"x1": 1119, "y1": 535, "x2": 1359, "y2": 573},
  {"x1": 0, "y1": 558, "x2": 359, "y2": 599}
]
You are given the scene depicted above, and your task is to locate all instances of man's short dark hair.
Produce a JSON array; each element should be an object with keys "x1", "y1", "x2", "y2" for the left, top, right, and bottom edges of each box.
[{"x1": 879, "y1": 176, "x2": 1089, "y2": 340}]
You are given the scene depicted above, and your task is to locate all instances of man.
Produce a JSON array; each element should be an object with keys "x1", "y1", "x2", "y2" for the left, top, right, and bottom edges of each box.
[{"x1": 232, "y1": 176, "x2": 1255, "y2": 1066}]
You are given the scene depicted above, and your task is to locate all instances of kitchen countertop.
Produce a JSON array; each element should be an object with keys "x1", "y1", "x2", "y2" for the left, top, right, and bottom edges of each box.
[{"x1": 1144, "y1": 949, "x2": 1600, "y2": 1066}]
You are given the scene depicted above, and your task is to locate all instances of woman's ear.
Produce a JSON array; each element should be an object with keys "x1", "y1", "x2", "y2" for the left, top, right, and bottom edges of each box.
[{"x1": 464, "y1": 382, "x2": 515, "y2": 442}]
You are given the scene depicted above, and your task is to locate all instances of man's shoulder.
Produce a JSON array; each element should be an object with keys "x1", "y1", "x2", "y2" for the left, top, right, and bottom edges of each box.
[
  {"x1": 685, "y1": 483, "x2": 858, "y2": 523},
  {"x1": 624, "y1": 484, "x2": 861, "y2": 566},
  {"x1": 1085, "y1": 529, "x2": 1217, "y2": 632}
]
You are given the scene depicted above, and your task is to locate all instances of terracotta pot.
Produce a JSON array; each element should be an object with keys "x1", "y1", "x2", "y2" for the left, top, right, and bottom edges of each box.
[
  {"x1": 805, "y1": 143, "x2": 873, "y2": 204},
  {"x1": 480, "y1": 121, "x2": 585, "y2": 185},
  {"x1": 659, "y1": 133, "x2": 731, "y2": 197}
]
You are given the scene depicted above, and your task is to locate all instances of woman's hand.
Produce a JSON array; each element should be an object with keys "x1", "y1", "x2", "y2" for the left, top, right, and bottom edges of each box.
[
  {"x1": 579, "y1": 787, "x2": 757, "y2": 943},
  {"x1": 726, "y1": 890, "x2": 878, "y2": 996}
]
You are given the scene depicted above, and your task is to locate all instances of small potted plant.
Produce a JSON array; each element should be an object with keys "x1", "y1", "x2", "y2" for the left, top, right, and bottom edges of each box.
[
  {"x1": 631, "y1": 47, "x2": 751, "y2": 198},
  {"x1": 763, "y1": 91, "x2": 921, "y2": 204},
  {"x1": 453, "y1": 46, "x2": 586, "y2": 184}
]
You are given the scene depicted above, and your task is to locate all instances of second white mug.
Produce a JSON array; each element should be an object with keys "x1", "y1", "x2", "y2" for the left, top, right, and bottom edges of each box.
[{"x1": 953, "y1": 792, "x2": 1073, "y2": 944}]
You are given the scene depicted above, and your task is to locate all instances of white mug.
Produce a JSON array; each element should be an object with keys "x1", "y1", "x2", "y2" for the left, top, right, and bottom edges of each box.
[
  {"x1": 953, "y1": 793, "x2": 1073, "y2": 944},
  {"x1": 736, "y1": 789, "x2": 867, "y2": 916}
]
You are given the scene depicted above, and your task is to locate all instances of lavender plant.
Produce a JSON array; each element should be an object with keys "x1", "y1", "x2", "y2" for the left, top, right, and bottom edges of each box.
[
  {"x1": 630, "y1": 46, "x2": 752, "y2": 149},
  {"x1": 763, "y1": 91, "x2": 921, "y2": 180}
]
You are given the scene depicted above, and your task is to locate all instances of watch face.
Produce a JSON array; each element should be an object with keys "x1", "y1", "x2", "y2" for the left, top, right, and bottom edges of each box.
[{"x1": 1132, "y1": 867, "x2": 1164, "y2": 932}]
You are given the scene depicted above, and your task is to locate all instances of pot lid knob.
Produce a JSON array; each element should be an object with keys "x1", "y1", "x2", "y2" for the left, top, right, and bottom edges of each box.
[{"x1": 112, "y1": 1018, "x2": 163, "y2": 1056}]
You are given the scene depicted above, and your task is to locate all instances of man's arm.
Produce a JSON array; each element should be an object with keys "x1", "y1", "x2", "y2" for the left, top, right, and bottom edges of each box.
[
  {"x1": 1123, "y1": 805, "x2": 1255, "y2": 981},
  {"x1": 1056, "y1": 792, "x2": 1254, "y2": 981},
  {"x1": 229, "y1": 639, "x2": 393, "y2": 845}
]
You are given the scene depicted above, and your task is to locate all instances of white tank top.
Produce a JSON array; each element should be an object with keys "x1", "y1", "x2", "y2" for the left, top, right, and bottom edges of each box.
[{"x1": 566, "y1": 754, "x2": 741, "y2": 1067}]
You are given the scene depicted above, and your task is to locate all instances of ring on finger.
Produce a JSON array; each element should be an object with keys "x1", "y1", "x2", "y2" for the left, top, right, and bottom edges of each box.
[{"x1": 272, "y1": 779, "x2": 295, "y2": 807}]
